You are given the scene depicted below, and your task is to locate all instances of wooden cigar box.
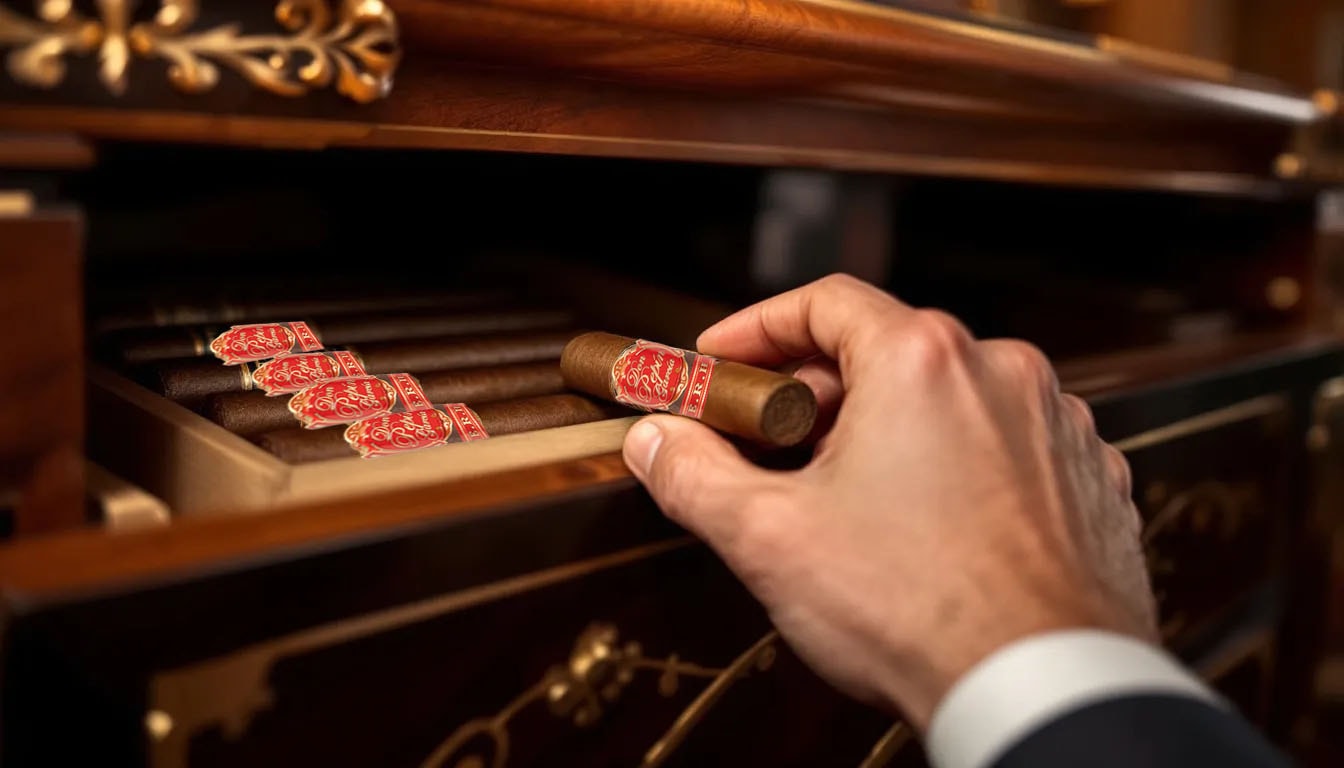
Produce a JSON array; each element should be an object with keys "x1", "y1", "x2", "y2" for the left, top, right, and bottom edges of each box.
[
  {"x1": 83, "y1": 263, "x2": 731, "y2": 516},
  {"x1": 3, "y1": 1, "x2": 1344, "y2": 766}
]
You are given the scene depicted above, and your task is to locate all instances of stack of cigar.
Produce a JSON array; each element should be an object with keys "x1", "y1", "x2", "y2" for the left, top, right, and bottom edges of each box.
[{"x1": 91, "y1": 285, "x2": 631, "y2": 464}]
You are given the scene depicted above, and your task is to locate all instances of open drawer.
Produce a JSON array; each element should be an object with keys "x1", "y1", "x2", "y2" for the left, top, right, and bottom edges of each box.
[{"x1": 1, "y1": 331, "x2": 1339, "y2": 767}]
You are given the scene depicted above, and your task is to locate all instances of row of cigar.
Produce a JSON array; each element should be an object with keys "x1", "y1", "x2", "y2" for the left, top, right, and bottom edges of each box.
[{"x1": 92, "y1": 287, "x2": 632, "y2": 463}]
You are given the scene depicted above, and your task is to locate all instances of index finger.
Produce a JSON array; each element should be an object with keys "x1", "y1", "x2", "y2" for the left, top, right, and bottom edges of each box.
[{"x1": 696, "y1": 273, "x2": 911, "y2": 377}]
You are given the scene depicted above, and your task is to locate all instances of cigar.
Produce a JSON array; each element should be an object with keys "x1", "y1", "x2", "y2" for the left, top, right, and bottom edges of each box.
[
  {"x1": 92, "y1": 289, "x2": 505, "y2": 334},
  {"x1": 145, "y1": 329, "x2": 581, "y2": 404},
  {"x1": 207, "y1": 362, "x2": 567, "y2": 436},
  {"x1": 560, "y1": 331, "x2": 816, "y2": 447},
  {"x1": 258, "y1": 394, "x2": 622, "y2": 463},
  {"x1": 102, "y1": 307, "x2": 573, "y2": 366}
]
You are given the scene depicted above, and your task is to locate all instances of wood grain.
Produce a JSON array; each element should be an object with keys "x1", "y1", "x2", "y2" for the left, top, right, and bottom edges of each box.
[
  {"x1": 0, "y1": 0, "x2": 1322, "y2": 190},
  {"x1": 0, "y1": 206, "x2": 85, "y2": 535}
]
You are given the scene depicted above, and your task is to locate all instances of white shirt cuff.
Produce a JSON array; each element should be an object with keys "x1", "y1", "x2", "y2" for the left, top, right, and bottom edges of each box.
[{"x1": 926, "y1": 629, "x2": 1222, "y2": 768}]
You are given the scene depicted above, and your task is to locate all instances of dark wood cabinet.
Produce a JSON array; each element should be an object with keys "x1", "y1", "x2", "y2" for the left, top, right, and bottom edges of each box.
[{"x1": 2, "y1": 1, "x2": 1343, "y2": 765}]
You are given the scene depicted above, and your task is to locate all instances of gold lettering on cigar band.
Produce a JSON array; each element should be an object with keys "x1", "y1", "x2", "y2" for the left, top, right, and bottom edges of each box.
[{"x1": 0, "y1": 0, "x2": 400, "y2": 102}]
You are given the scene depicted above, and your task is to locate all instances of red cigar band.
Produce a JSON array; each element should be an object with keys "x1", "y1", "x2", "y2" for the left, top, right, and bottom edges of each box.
[
  {"x1": 342, "y1": 403, "x2": 489, "y2": 458},
  {"x1": 609, "y1": 339, "x2": 716, "y2": 419},
  {"x1": 247, "y1": 350, "x2": 366, "y2": 396},
  {"x1": 209, "y1": 321, "x2": 324, "y2": 365},
  {"x1": 287, "y1": 373, "x2": 432, "y2": 429}
]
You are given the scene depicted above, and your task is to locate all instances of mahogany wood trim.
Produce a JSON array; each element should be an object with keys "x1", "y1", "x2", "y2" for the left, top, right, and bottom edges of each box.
[
  {"x1": 0, "y1": 104, "x2": 1293, "y2": 196},
  {"x1": 390, "y1": 0, "x2": 1317, "y2": 124},
  {"x1": 0, "y1": 452, "x2": 637, "y2": 596},
  {"x1": 0, "y1": 132, "x2": 93, "y2": 169}
]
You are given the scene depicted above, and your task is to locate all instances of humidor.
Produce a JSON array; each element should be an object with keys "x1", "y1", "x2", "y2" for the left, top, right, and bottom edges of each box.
[{"x1": 87, "y1": 265, "x2": 735, "y2": 516}]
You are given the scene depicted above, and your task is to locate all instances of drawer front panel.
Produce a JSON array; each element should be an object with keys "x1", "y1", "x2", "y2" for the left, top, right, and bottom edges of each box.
[
  {"x1": 1117, "y1": 395, "x2": 1294, "y2": 647},
  {"x1": 143, "y1": 542, "x2": 896, "y2": 768}
]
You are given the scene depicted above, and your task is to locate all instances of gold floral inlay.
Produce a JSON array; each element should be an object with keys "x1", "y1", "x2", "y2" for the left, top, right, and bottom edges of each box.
[{"x1": 0, "y1": 0, "x2": 399, "y2": 102}]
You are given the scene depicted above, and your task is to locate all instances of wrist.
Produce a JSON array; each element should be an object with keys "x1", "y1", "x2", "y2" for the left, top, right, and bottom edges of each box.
[{"x1": 878, "y1": 606, "x2": 1143, "y2": 731}]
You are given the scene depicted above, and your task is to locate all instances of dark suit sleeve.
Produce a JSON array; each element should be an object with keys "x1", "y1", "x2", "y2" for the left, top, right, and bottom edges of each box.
[{"x1": 992, "y1": 694, "x2": 1293, "y2": 768}]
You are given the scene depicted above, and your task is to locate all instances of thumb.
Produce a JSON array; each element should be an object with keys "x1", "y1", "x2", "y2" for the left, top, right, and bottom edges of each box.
[{"x1": 623, "y1": 414, "x2": 776, "y2": 548}]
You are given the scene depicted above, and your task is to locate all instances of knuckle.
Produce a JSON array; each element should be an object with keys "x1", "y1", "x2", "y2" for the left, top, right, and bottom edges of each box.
[
  {"x1": 902, "y1": 310, "x2": 971, "y2": 371},
  {"x1": 815, "y1": 272, "x2": 868, "y2": 293},
  {"x1": 1062, "y1": 393, "x2": 1096, "y2": 432},
  {"x1": 999, "y1": 339, "x2": 1057, "y2": 394},
  {"x1": 1103, "y1": 443, "x2": 1134, "y2": 497}
]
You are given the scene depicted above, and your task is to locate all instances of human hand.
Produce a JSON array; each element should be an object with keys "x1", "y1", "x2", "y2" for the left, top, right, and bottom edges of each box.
[{"x1": 621, "y1": 274, "x2": 1157, "y2": 730}]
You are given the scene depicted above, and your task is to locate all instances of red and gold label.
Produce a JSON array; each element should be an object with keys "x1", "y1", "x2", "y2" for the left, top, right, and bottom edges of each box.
[
  {"x1": 287, "y1": 373, "x2": 431, "y2": 429},
  {"x1": 248, "y1": 350, "x2": 366, "y2": 396},
  {"x1": 208, "y1": 321, "x2": 324, "y2": 365},
  {"x1": 610, "y1": 339, "x2": 717, "y2": 418},
  {"x1": 342, "y1": 404, "x2": 489, "y2": 459}
]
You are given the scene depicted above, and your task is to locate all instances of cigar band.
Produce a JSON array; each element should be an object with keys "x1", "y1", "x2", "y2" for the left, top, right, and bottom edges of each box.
[
  {"x1": 343, "y1": 403, "x2": 489, "y2": 459},
  {"x1": 248, "y1": 350, "x2": 367, "y2": 396},
  {"x1": 610, "y1": 339, "x2": 716, "y2": 419},
  {"x1": 208, "y1": 321, "x2": 324, "y2": 365},
  {"x1": 288, "y1": 373, "x2": 432, "y2": 430}
]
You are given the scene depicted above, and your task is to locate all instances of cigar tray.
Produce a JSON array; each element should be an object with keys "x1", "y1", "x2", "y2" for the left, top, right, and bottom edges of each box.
[{"x1": 87, "y1": 266, "x2": 731, "y2": 516}]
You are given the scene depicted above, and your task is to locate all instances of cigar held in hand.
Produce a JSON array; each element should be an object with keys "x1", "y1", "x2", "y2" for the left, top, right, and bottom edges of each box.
[
  {"x1": 258, "y1": 394, "x2": 619, "y2": 463},
  {"x1": 560, "y1": 331, "x2": 816, "y2": 447},
  {"x1": 207, "y1": 362, "x2": 567, "y2": 436}
]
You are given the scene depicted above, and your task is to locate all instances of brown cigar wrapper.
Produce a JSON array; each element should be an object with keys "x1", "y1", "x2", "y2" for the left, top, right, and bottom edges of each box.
[
  {"x1": 207, "y1": 361, "x2": 567, "y2": 436},
  {"x1": 105, "y1": 307, "x2": 573, "y2": 366},
  {"x1": 148, "y1": 329, "x2": 581, "y2": 404},
  {"x1": 560, "y1": 331, "x2": 817, "y2": 447},
  {"x1": 258, "y1": 394, "x2": 621, "y2": 463}
]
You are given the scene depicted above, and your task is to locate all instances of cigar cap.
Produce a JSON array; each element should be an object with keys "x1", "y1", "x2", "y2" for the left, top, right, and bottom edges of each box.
[{"x1": 561, "y1": 331, "x2": 816, "y2": 447}]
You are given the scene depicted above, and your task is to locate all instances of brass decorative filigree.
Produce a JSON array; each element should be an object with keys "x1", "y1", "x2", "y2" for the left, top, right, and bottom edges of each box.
[
  {"x1": 1141, "y1": 480, "x2": 1259, "y2": 640},
  {"x1": 0, "y1": 0, "x2": 399, "y2": 101},
  {"x1": 421, "y1": 624, "x2": 779, "y2": 768}
]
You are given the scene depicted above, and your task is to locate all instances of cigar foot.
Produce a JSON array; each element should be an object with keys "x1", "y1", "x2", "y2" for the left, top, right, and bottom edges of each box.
[{"x1": 760, "y1": 381, "x2": 819, "y2": 447}]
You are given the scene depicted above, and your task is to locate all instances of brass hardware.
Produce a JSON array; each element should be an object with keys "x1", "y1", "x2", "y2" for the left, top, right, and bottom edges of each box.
[
  {"x1": 420, "y1": 626, "x2": 779, "y2": 768},
  {"x1": 1275, "y1": 153, "x2": 1304, "y2": 179},
  {"x1": 0, "y1": 0, "x2": 400, "y2": 102},
  {"x1": 1314, "y1": 89, "x2": 1340, "y2": 117},
  {"x1": 1113, "y1": 395, "x2": 1287, "y2": 454},
  {"x1": 0, "y1": 189, "x2": 35, "y2": 216},
  {"x1": 144, "y1": 710, "x2": 174, "y2": 742},
  {"x1": 144, "y1": 537, "x2": 693, "y2": 768},
  {"x1": 1308, "y1": 377, "x2": 1344, "y2": 451},
  {"x1": 1141, "y1": 480, "x2": 1260, "y2": 642},
  {"x1": 1142, "y1": 481, "x2": 1254, "y2": 547},
  {"x1": 1266, "y1": 277, "x2": 1302, "y2": 310},
  {"x1": 641, "y1": 630, "x2": 778, "y2": 768},
  {"x1": 857, "y1": 722, "x2": 912, "y2": 768}
]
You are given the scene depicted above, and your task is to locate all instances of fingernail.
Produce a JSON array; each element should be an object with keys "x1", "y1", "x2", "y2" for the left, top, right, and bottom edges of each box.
[{"x1": 623, "y1": 419, "x2": 664, "y2": 479}]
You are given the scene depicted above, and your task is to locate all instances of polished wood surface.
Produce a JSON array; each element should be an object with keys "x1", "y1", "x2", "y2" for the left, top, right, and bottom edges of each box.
[
  {"x1": 0, "y1": 131, "x2": 93, "y2": 168},
  {"x1": 0, "y1": 0, "x2": 1326, "y2": 191},
  {"x1": 0, "y1": 205, "x2": 85, "y2": 535},
  {"x1": 0, "y1": 451, "x2": 636, "y2": 595}
]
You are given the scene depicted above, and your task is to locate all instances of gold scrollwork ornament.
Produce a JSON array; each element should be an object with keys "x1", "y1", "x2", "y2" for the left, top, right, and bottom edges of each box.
[
  {"x1": 0, "y1": 0, "x2": 399, "y2": 102},
  {"x1": 420, "y1": 624, "x2": 779, "y2": 768}
]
